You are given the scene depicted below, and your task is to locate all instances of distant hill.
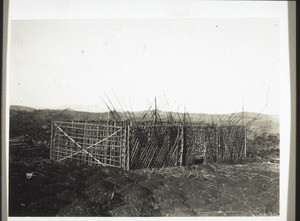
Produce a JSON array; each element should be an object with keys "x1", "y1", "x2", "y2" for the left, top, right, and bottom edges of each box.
[
  {"x1": 154, "y1": 110, "x2": 279, "y2": 134},
  {"x1": 9, "y1": 105, "x2": 279, "y2": 142},
  {"x1": 10, "y1": 105, "x2": 35, "y2": 112}
]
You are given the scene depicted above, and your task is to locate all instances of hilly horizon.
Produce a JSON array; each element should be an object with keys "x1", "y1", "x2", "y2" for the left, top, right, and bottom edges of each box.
[
  {"x1": 10, "y1": 105, "x2": 279, "y2": 134},
  {"x1": 10, "y1": 105, "x2": 279, "y2": 118}
]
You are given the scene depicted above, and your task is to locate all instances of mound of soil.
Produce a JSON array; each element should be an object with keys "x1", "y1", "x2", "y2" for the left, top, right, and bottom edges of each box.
[{"x1": 9, "y1": 146, "x2": 279, "y2": 217}]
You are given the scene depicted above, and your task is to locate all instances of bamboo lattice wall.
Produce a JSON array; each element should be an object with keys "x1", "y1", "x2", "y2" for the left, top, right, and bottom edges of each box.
[
  {"x1": 50, "y1": 120, "x2": 246, "y2": 170},
  {"x1": 50, "y1": 121, "x2": 129, "y2": 169}
]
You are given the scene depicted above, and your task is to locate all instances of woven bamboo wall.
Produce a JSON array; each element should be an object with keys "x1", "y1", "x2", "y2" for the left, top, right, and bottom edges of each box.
[
  {"x1": 202, "y1": 125, "x2": 246, "y2": 164},
  {"x1": 50, "y1": 121, "x2": 129, "y2": 168},
  {"x1": 50, "y1": 121, "x2": 246, "y2": 170}
]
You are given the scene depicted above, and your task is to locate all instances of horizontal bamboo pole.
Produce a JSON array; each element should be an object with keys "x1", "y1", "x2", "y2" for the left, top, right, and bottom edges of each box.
[{"x1": 55, "y1": 121, "x2": 124, "y2": 128}]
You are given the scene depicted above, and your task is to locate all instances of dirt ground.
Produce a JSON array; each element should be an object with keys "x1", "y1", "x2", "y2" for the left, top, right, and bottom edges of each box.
[
  {"x1": 9, "y1": 147, "x2": 279, "y2": 217},
  {"x1": 136, "y1": 162, "x2": 279, "y2": 216}
]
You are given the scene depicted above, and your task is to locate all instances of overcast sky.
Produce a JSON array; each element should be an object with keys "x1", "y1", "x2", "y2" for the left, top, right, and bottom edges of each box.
[{"x1": 9, "y1": 18, "x2": 280, "y2": 114}]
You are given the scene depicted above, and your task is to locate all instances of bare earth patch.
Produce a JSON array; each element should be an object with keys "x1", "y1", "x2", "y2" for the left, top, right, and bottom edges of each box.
[
  {"x1": 135, "y1": 162, "x2": 279, "y2": 216},
  {"x1": 10, "y1": 147, "x2": 279, "y2": 216}
]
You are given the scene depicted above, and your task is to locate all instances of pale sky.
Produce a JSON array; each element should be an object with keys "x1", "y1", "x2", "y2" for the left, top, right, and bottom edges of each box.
[{"x1": 9, "y1": 18, "x2": 280, "y2": 114}]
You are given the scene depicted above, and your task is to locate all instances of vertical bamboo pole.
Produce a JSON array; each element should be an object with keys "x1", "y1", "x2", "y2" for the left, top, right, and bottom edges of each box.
[
  {"x1": 105, "y1": 111, "x2": 109, "y2": 166},
  {"x1": 244, "y1": 125, "x2": 247, "y2": 157},
  {"x1": 70, "y1": 121, "x2": 73, "y2": 160},
  {"x1": 127, "y1": 123, "x2": 130, "y2": 170},
  {"x1": 121, "y1": 124, "x2": 126, "y2": 169},
  {"x1": 89, "y1": 124, "x2": 93, "y2": 165},
  {"x1": 154, "y1": 96, "x2": 157, "y2": 125},
  {"x1": 57, "y1": 123, "x2": 61, "y2": 161},
  {"x1": 242, "y1": 105, "x2": 247, "y2": 158},
  {"x1": 112, "y1": 121, "x2": 116, "y2": 167},
  {"x1": 50, "y1": 121, "x2": 54, "y2": 160},
  {"x1": 181, "y1": 112, "x2": 186, "y2": 166},
  {"x1": 108, "y1": 121, "x2": 111, "y2": 166},
  {"x1": 105, "y1": 121, "x2": 109, "y2": 165},
  {"x1": 216, "y1": 125, "x2": 219, "y2": 164},
  {"x1": 100, "y1": 125, "x2": 104, "y2": 164},
  {"x1": 179, "y1": 126, "x2": 184, "y2": 166},
  {"x1": 96, "y1": 125, "x2": 100, "y2": 164},
  {"x1": 85, "y1": 122, "x2": 88, "y2": 164},
  {"x1": 203, "y1": 136, "x2": 207, "y2": 164}
]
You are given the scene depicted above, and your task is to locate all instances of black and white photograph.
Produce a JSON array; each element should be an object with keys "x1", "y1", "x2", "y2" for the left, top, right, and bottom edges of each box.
[{"x1": 4, "y1": 0, "x2": 293, "y2": 220}]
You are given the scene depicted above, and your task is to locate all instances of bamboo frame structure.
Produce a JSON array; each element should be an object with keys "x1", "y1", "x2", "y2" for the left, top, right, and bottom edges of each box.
[
  {"x1": 51, "y1": 121, "x2": 127, "y2": 168},
  {"x1": 50, "y1": 118, "x2": 247, "y2": 170}
]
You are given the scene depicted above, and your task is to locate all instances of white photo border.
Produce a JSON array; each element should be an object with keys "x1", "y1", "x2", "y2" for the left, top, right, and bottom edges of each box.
[{"x1": 3, "y1": 1, "x2": 294, "y2": 221}]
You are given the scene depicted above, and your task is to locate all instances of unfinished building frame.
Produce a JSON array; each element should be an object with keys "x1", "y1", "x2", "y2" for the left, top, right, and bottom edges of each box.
[{"x1": 50, "y1": 120, "x2": 247, "y2": 170}]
